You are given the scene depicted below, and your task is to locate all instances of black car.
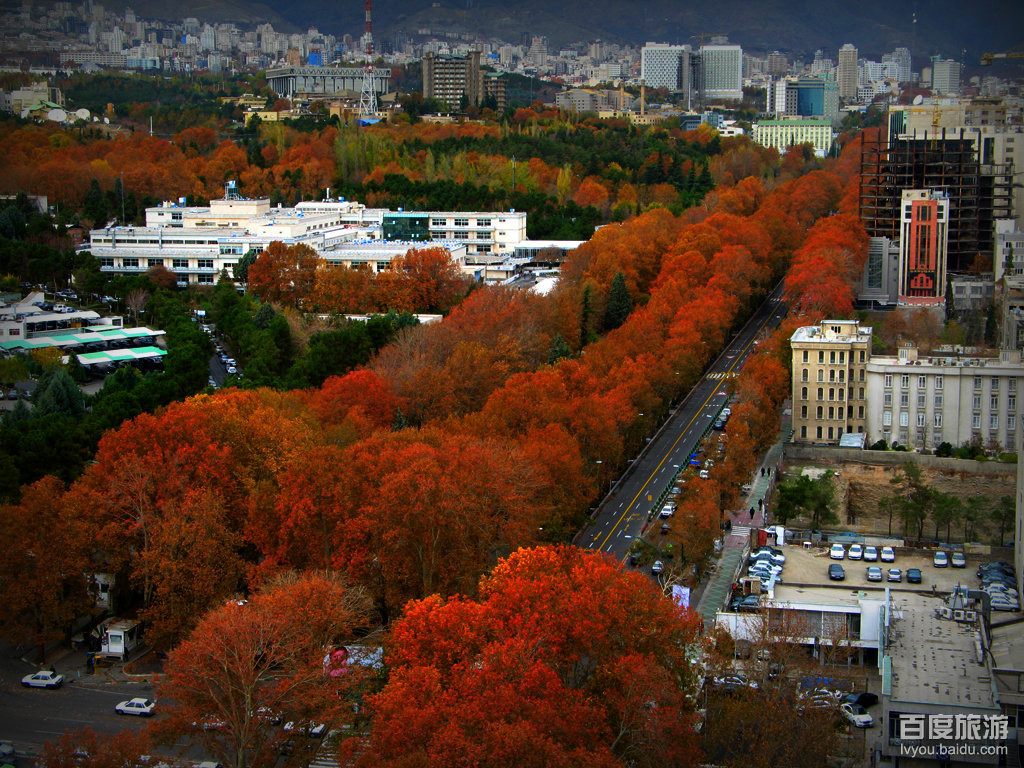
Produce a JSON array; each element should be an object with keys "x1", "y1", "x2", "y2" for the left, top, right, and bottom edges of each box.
[
  {"x1": 828, "y1": 564, "x2": 845, "y2": 581},
  {"x1": 906, "y1": 568, "x2": 922, "y2": 584}
]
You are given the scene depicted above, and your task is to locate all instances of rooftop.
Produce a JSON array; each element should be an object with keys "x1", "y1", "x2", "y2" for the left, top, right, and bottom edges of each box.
[
  {"x1": 989, "y1": 621, "x2": 1024, "y2": 671},
  {"x1": 887, "y1": 592, "x2": 996, "y2": 709}
]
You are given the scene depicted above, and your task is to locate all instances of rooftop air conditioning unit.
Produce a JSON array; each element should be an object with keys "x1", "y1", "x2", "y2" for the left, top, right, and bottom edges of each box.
[
  {"x1": 954, "y1": 609, "x2": 966, "y2": 621},
  {"x1": 940, "y1": 607, "x2": 953, "y2": 619},
  {"x1": 964, "y1": 610, "x2": 977, "y2": 622}
]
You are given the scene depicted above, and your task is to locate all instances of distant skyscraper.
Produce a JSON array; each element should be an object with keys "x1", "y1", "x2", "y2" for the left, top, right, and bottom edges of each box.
[
  {"x1": 930, "y1": 56, "x2": 961, "y2": 95},
  {"x1": 640, "y1": 42, "x2": 691, "y2": 91},
  {"x1": 700, "y1": 44, "x2": 743, "y2": 101},
  {"x1": 767, "y1": 51, "x2": 788, "y2": 77},
  {"x1": 891, "y1": 47, "x2": 912, "y2": 83},
  {"x1": 838, "y1": 43, "x2": 858, "y2": 102},
  {"x1": 422, "y1": 51, "x2": 483, "y2": 109}
]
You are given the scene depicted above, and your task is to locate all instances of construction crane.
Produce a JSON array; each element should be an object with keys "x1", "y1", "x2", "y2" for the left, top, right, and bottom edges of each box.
[{"x1": 980, "y1": 51, "x2": 1024, "y2": 66}]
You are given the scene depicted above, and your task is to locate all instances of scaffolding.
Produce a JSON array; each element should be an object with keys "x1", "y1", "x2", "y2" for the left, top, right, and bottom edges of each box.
[{"x1": 859, "y1": 127, "x2": 1014, "y2": 271}]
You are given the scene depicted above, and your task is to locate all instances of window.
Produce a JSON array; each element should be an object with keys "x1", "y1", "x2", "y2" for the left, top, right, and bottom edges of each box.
[
  {"x1": 816, "y1": 406, "x2": 823, "y2": 419},
  {"x1": 918, "y1": 375, "x2": 926, "y2": 388},
  {"x1": 828, "y1": 427, "x2": 834, "y2": 440},
  {"x1": 883, "y1": 393, "x2": 892, "y2": 407},
  {"x1": 818, "y1": 351, "x2": 824, "y2": 364},
  {"x1": 801, "y1": 406, "x2": 807, "y2": 418},
  {"x1": 917, "y1": 413, "x2": 926, "y2": 427},
  {"x1": 860, "y1": 350, "x2": 865, "y2": 363},
  {"x1": 817, "y1": 388, "x2": 824, "y2": 400},
  {"x1": 991, "y1": 414, "x2": 999, "y2": 430},
  {"x1": 899, "y1": 411, "x2": 909, "y2": 427},
  {"x1": 802, "y1": 368, "x2": 808, "y2": 382},
  {"x1": 829, "y1": 369, "x2": 836, "y2": 382},
  {"x1": 453, "y1": 218, "x2": 469, "y2": 227},
  {"x1": 172, "y1": 258, "x2": 188, "y2": 269},
  {"x1": 477, "y1": 218, "x2": 491, "y2": 227},
  {"x1": 974, "y1": 376, "x2": 983, "y2": 390},
  {"x1": 818, "y1": 370, "x2": 824, "y2": 382},
  {"x1": 917, "y1": 393, "x2": 925, "y2": 408},
  {"x1": 802, "y1": 351, "x2": 808, "y2": 363},
  {"x1": 198, "y1": 259, "x2": 214, "y2": 269},
  {"x1": 973, "y1": 395, "x2": 982, "y2": 410},
  {"x1": 800, "y1": 387, "x2": 807, "y2": 401},
  {"x1": 800, "y1": 426, "x2": 807, "y2": 439},
  {"x1": 828, "y1": 406, "x2": 834, "y2": 420},
  {"x1": 1009, "y1": 396, "x2": 1016, "y2": 412},
  {"x1": 100, "y1": 258, "x2": 113, "y2": 268},
  {"x1": 816, "y1": 426, "x2": 823, "y2": 439},
  {"x1": 935, "y1": 394, "x2": 943, "y2": 409},
  {"x1": 431, "y1": 218, "x2": 447, "y2": 227},
  {"x1": 123, "y1": 258, "x2": 139, "y2": 268},
  {"x1": 839, "y1": 351, "x2": 845, "y2": 364},
  {"x1": 883, "y1": 411, "x2": 892, "y2": 427},
  {"x1": 148, "y1": 258, "x2": 163, "y2": 268},
  {"x1": 858, "y1": 405, "x2": 864, "y2": 418},
  {"x1": 899, "y1": 393, "x2": 909, "y2": 408},
  {"x1": 884, "y1": 374, "x2": 893, "y2": 388},
  {"x1": 901, "y1": 375, "x2": 909, "y2": 389},
  {"x1": 1010, "y1": 416, "x2": 1016, "y2": 431},
  {"x1": 838, "y1": 370, "x2": 845, "y2": 382},
  {"x1": 934, "y1": 413, "x2": 942, "y2": 428},
  {"x1": 859, "y1": 387, "x2": 864, "y2": 399},
  {"x1": 454, "y1": 231, "x2": 469, "y2": 239},
  {"x1": 972, "y1": 414, "x2": 981, "y2": 429},
  {"x1": 1010, "y1": 379, "x2": 1017, "y2": 393},
  {"x1": 935, "y1": 375, "x2": 943, "y2": 390},
  {"x1": 830, "y1": 351, "x2": 836, "y2": 364},
  {"x1": 992, "y1": 396, "x2": 999, "y2": 411},
  {"x1": 829, "y1": 388, "x2": 834, "y2": 401},
  {"x1": 838, "y1": 389, "x2": 844, "y2": 401},
  {"x1": 198, "y1": 274, "x2": 214, "y2": 285}
]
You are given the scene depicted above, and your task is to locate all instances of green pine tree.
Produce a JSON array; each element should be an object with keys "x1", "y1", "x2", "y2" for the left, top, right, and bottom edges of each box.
[
  {"x1": 603, "y1": 271, "x2": 633, "y2": 331},
  {"x1": 547, "y1": 334, "x2": 571, "y2": 364}
]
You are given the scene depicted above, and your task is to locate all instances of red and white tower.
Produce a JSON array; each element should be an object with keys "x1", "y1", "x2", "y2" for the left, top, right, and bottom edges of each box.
[{"x1": 359, "y1": 0, "x2": 377, "y2": 116}]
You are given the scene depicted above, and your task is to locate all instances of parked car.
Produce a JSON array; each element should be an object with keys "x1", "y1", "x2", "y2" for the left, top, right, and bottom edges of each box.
[
  {"x1": 21, "y1": 670, "x2": 63, "y2": 688},
  {"x1": 863, "y1": 546, "x2": 878, "y2": 562},
  {"x1": 848, "y1": 544, "x2": 864, "y2": 560},
  {"x1": 842, "y1": 692, "x2": 879, "y2": 708},
  {"x1": 829, "y1": 543, "x2": 846, "y2": 560},
  {"x1": 951, "y1": 552, "x2": 966, "y2": 568},
  {"x1": 115, "y1": 698, "x2": 156, "y2": 717},
  {"x1": 828, "y1": 564, "x2": 846, "y2": 581},
  {"x1": 866, "y1": 566, "x2": 883, "y2": 582},
  {"x1": 887, "y1": 568, "x2": 902, "y2": 583},
  {"x1": 880, "y1": 546, "x2": 896, "y2": 563},
  {"x1": 699, "y1": 469, "x2": 709, "y2": 479},
  {"x1": 711, "y1": 674, "x2": 758, "y2": 693},
  {"x1": 840, "y1": 702, "x2": 874, "y2": 728},
  {"x1": 907, "y1": 568, "x2": 923, "y2": 584},
  {"x1": 933, "y1": 551, "x2": 949, "y2": 568},
  {"x1": 651, "y1": 560, "x2": 664, "y2": 575}
]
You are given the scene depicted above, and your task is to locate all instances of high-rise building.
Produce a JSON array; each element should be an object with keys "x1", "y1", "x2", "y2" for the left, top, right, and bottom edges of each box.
[
  {"x1": 931, "y1": 56, "x2": 961, "y2": 95},
  {"x1": 766, "y1": 51, "x2": 788, "y2": 77},
  {"x1": 838, "y1": 43, "x2": 858, "y2": 103},
  {"x1": 422, "y1": 51, "x2": 483, "y2": 109},
  {"x1": 790, "y1": 320, "x2": 873, "y2": 445},
  {"x1": 897, "y1": 189, "x2": 949, "y2": 304},
  {"x1": 770, "y1": 76, "x2": 839, "y2": 122},
  {"x1": 640, "y1": 42, "x2": 692, "y2": 92},
  {"x1": 699, "y1": 44, "x2": 742, "y2": 101}
]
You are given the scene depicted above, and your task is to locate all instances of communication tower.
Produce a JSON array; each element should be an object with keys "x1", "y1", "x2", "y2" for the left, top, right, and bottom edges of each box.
[{"x1": 358, "y1": 0, "x2": 377, "y2": 117}]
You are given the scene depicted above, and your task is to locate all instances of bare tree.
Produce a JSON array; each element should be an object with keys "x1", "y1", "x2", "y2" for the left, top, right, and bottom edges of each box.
[{"x1": 125, "y1": 288, "x2": 149, "y2": 327}]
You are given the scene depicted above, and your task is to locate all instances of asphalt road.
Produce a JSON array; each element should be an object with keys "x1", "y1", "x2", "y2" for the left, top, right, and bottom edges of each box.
[
  {"x1": 0, "y1": 676, "x2": 154, "y2": 755},
  {"x1": 575, "y1": 283, "x2": 788, "y2": 564}
]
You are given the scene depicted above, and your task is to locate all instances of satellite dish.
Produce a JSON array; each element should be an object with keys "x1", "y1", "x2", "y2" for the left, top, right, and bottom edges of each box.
[
  {"x1": 47, "y1": 108, "x2": 67, "y2": 123},
  {"x1": 912, "y1": 94, "x2": 924, "y2": 105},
  {"x1": 75, "y1": 108, "x2": 90, "y2": 120}
]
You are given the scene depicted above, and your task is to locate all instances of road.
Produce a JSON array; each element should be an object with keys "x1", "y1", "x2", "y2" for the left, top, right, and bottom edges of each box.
[
  {"x1": 575, "y1": 283, "x2": 788, "y2": 564},
  {"x1": 0, "y1": 677, "x2": 154, "y2": 755}
]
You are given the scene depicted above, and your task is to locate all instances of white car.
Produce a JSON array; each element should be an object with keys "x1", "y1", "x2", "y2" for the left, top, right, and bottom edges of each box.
[
  {"x1": 863, "y1": 546, "x2": 878, "y2": 562},
  {"x1": 21, "y1": 670, "x2": 64, "y2": 688},
  {"x1": 840, "y1": 702, "x2": 874, "y2": 728},
  {"x1": 699, "y1": 469, "x2": 709, "y2": 479},
  {"x1": 829, "y1": 543, "x2": 846, "y2": 560},
  {"x1": 848, "y1": 544, "x2": 864, "y2": 560},
  {"x1": 116, "y1": 697, "x2": 156, "y2": 717},
  {"x1": 651, "y1": 560, "x2": 664, "y2": 575},
  {"x1": 880, "y1": 546, "x2": 896, "y2": 563}
]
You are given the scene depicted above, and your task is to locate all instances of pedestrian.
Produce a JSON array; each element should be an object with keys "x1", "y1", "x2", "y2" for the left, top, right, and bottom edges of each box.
[
  {"x1": 749, "y1": 507, "x2": 755, "y2": 520},
  {"x1": 758, "y1": 498, "x2": 763, "y2": 509},
  {"x1": 761, "y1": 467, "x2": 766, "y2": 477}
]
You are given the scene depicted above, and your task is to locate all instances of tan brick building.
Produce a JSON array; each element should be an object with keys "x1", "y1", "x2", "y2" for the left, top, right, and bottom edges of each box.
[{"x1": 790, "y1": 320, "x2": 873, "y2": 444}]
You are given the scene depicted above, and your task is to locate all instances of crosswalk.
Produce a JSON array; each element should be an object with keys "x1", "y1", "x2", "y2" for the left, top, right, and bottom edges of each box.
[
  {"x1": 707, "y1": 372, "x2": 739, "y2": 379},
  {"x1": 729, "y1": 525, "x2": 752, "y2": 538},
  {"x1": 309, "y1": 734, "x2": 342, "y2": 768}
]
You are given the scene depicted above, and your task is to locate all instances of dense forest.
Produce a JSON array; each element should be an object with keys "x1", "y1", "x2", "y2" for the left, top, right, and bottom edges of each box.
[{"x1": 0, "y1": 88, "x2": 872, "y2": 765}]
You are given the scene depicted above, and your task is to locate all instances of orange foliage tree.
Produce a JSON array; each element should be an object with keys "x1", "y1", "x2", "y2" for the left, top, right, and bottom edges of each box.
[{"x1": 248, "y1": 241, "x2": 322, "y2": 307}]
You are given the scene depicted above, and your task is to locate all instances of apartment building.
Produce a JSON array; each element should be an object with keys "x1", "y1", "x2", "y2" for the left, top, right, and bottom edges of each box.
[
  {"x1": 865, "y1": 344, "x2": 1024, "y2": 452},
  {"x1": 751, "y1": 118, "x2": 833, "y2": 156},
  {"x1": 422, "y1": 51, "x2": 483, "y2": 109},
  {"x1": 790, "y1": 320, "x2": 873, "y2": 444},
  {"x1": 897, "y1": 189, "x2": 949, "y2": 305}
]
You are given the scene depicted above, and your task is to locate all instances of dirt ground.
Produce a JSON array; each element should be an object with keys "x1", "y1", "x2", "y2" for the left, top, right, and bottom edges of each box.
[{"x1": 775, "y1": 458, "x2": 1016, "y2": 543}]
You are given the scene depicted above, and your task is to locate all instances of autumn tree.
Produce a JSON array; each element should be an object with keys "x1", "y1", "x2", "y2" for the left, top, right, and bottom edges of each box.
[
  {"x1": 0, "y1": 476, "x2": 94, "y2": 662},
  {"x1": 40, "y1": 728, "x2": 150, "y2": 768},
  {"x1": 155, "y1": 571, "x2": 373, "y2": 768},
  {"x1": 358, "y1": 546, "x2": 703, "y2": 768},
  {"x1": 247, "y1": 241, "x2": 322, "y2": 307}
]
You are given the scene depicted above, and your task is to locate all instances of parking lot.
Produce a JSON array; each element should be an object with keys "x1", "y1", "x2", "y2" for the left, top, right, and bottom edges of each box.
[{"x1": 769, "y1": 543, "x2": 1005, "y2": 594}]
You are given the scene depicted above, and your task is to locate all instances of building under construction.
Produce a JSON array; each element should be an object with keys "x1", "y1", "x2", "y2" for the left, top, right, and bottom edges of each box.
[{"x1": 859, "y1": 127, "x2": 1014, "y2": 271}]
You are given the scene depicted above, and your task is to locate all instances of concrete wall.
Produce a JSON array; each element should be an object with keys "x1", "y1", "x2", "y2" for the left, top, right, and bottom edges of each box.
[{"x1": 783, "y1": 443, "x2": 1016, "y2": 475}]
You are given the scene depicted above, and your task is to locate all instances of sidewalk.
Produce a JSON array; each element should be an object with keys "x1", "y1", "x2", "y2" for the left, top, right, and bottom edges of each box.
[{"x1": 24, "y1": 644, "x2": 159, "y2": 687}]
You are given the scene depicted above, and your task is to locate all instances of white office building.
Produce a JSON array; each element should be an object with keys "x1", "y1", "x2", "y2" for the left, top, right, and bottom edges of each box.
[
  {"x1": 699, "y1": 44, "x2": 742, "y2": 101},
  {"x1": 640, "y1": 43, "x2": 693, "y2": 92}
]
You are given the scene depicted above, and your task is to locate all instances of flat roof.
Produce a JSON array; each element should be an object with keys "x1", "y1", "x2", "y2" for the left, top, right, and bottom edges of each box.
[
  {"x1": 887, "y1": 592, "x2": 996, "y2": 709},
  {"x1": 769, "y1": 584, "x2": 876, "y2": 610},
  {"x1": 0, "y1": 327, "x2": 163, "y2": 351},
  {"x1": 77, "y1": 346, "x2": 167, "y2": 364},
  {"x1": 989, "y1": 621, "x2": 1024, "y2": 671}
]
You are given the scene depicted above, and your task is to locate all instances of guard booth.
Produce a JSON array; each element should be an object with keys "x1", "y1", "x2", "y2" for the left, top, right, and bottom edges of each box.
[{"x1": 95, "y1": 618, "x2": 142, "y2": 659}]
